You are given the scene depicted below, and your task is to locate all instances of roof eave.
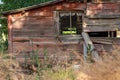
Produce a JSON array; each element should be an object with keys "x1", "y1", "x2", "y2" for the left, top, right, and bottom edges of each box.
[{"x1": 0, "y1": 0, "x2": 64, "y2": 15}]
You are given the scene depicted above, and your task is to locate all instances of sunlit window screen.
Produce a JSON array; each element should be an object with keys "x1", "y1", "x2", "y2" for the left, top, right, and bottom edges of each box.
[{"x1": 59, "y1": 12, "x2": 82, "y2": 35}]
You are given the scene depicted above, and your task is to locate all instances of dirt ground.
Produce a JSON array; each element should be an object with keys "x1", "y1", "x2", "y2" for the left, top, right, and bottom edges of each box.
[{"x1": 0, "y1": 56, "x2": 36, "y2": 80}]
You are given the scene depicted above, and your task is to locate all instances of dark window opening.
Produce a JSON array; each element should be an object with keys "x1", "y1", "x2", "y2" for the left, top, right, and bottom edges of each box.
[
  {"x1": 87, "y1": 0, "x2": 92, "y2": 2},
  {"x1": 59, "y1": 11, "x2": 82, "y2": 35},
  {"x1": 88, "y1": 31, "x2": 116, "y2": 37}
]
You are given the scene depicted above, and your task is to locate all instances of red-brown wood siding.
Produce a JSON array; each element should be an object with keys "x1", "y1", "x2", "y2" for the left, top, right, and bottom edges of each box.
[
  {"x1": 8, "y1": 15, "x2": 13, "y2": 53},
  {"x1": 84, "y1": 3, "x2": 120, "y2": 32},
  {"x1": 7, "y1": 2, "x2": 120, "y2": 56},
  {"x1": 10, "y1": 2, "x2": 86, "y2": 55}
]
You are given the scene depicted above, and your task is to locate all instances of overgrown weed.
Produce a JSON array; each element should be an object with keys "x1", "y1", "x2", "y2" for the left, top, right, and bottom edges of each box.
[{"x1": 77, "y1": 49, "x2": 120, "y2": 80}]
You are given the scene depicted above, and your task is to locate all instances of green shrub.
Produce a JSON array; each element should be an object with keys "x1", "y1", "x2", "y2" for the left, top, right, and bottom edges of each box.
[{"x1": 0, "y1": 19, "x2": 8, "y2": 54}]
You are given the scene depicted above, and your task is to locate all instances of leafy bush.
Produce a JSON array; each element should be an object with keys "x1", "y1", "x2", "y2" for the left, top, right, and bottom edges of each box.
[
  {"x1": 0, "y1": 19, "x2": 8, "y2": 53},
  {"x1": 1, "y1": 0, "x2": 54, "y2": 11}
]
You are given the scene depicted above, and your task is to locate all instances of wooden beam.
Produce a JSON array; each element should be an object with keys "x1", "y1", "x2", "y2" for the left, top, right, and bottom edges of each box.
[
  {"x1": 84, "y1": 18, "x2": 120, "y2": 25},
  {"x1": 82, "y1": 32, "x2": 99, "y2": 61},
  {"x1": 86, "y1": 13, "x2": 120, "y2": 19},
  {"x1": 83, "y1": 25, "x2": 119, "y2": 32},
  {"x1": 8, "y1": 15, "x2": 13, "y2": 53},
  {"x1": 83, "y1": 42, "x2": 87, "y2": 61}
]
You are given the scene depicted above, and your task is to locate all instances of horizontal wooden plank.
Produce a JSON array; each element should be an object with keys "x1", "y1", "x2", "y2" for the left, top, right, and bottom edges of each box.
[
  {"x1": 13, "y1": 30, "x2": 56, "y2": 37},
  {"x1": 12, "y1": 16, "x2": 53, "y2": 21},
  {"x1": 92, "y1": 0, "x2": 120, "y2": 3},
  {"x1": 30, "y1": 41, "x2": 57, "y2": 45},
  {"x1": 13, "y1": 29, "x2": 54, "y2": 33},
  {"x1": 12, "y1": 16, "x2": 54, "y2": 29},
  {"x1": 83, "y1": 25, "x2": 120, "y2": 32},
  {"x1": 25, "y1": 19, "x2": 53, "y2": 23},
  {"x1": 13, "y1": 24, "x2": 54, "y2": 31},
  {"x1": 84, "y1": 18, "x2": 120, "y2": 25},
  {"x1": 92, "y1": 38, "x2": 113, "y2": 44},
  {"x1": 87, "y1": 3, "x2": 120, "y2": 10},
  {"x1": 13, "y1": 28, "x2": 55, "y2": 32},
  {"x1": 86, "y1": 13, "x2": 120, "y2": 18},
  {"x1": 24, "y1": 18, "x2": 53, "y2": 23},
  {"x1": 86, "y1": 3, "x2": 120, "y2": 18},
  {"x1": 24, "y1": 22, "x2": 54, "y2": 26},
  {"x1": 12, "y1": 42, "x2": 32, "y2": 53},
  {"x1": 91, "y1": 37, "x2": 120, "y2": 44},
  {"x1": 28, "y1": 10, "x2": 52, "y2": 17},
  {"x1": 12, "y1": 18, "x2": 53, "y2": 24},
  {"x1": 13, "y1": 37, "x2": 56, "y2": 42},
  {"x1": 13, "y1": 41, "x2": 83, "y2": 54}
]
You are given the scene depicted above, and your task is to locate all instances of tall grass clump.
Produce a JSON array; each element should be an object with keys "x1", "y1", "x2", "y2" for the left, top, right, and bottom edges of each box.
[
  {"x1": 22, "y1": 47, "x2": 76, "y2": 80},
  {"x1": 41, "y1": 68, "x2": 76, "y2": 80},
  {"x1": 77, "y1": 49, "x2": 120, "y2": 80}
]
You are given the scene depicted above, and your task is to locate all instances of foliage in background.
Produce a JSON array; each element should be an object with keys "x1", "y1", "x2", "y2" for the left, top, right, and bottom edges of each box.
[
  {"x1": 1, "y1": 0, "x2": 53, "y2": 11},
  {"x1": 0, "y1": 18, "x2": 8, "y2": 53},
  {"x1": 0, "y1": 0, "x2": 54, "y2": 53}
]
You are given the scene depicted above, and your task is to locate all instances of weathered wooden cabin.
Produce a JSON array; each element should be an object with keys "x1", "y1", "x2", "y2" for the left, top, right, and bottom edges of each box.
[{"x1": 1, "y1": 0, "x2": 120, "y2": 58}]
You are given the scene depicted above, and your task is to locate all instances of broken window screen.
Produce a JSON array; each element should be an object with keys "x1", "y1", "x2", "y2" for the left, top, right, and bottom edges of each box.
[{"x1": 59, "y1": 11, "x2": 82, "y2": 35}]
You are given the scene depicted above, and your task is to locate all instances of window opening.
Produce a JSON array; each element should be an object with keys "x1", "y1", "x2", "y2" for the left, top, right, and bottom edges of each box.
[
  {"x1": 87, "y1": 0, "x2": 92, "y2": 2},
  {"x1": 59, "y1": 11, "x2": 82, "y2": 35},
  {"x1": 88, "y1": 31, "x2": 116, "y2": 37}
]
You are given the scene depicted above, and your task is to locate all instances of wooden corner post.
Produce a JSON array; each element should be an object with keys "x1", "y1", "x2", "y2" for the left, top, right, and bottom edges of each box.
[{"x1": 8, "y1": 15, "x2": 13, "y2": 53}]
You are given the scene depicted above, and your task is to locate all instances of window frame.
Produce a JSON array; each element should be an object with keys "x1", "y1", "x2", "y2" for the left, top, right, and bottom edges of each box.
[
  {"x1": 54, "y1": 10, "x2": 84, "y2": 42},
  {"x1": 55, "y1": 10, "x2": 83, "y2": 36}
]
